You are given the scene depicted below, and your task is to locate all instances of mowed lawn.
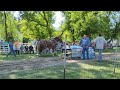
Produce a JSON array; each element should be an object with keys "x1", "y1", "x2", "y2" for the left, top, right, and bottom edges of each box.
[
  {"x1": 0, "y1": 60, "x2": 120, "y2": 79},
  {"x1": 0, "y1": 53, "x2": 37, "y2": 61},
  {"x1": 0, "y1": 50, "x2": 62, "y2": 61}
]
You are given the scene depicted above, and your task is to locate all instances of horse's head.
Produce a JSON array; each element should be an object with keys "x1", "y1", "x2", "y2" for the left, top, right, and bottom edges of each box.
[{"x1": 54, "y1": 36, "x2": 63, "y2": 43}]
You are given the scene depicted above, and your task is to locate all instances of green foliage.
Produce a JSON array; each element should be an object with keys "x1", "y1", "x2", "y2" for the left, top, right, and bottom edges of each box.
[
  {"x1": 20, "y1": 11, "x2": 55, "y2": 40},
  {"x1": 0, "y1": 11, "x2": 120, "y2": 43},
  {"x1": 61, "y1": 11, "x2": 120, "y2": 42},
  {"x1": 0, "y1": 11, "x2": 23, "y2": 42}
]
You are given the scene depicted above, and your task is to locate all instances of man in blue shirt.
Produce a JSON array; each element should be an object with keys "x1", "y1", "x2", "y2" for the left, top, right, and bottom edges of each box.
[
  {"x1": 80, "y1": 35, "x2": 90, "y2": 60},
  {"x1": 7, "y1": 40, "x2": 16, "y2": 57}
]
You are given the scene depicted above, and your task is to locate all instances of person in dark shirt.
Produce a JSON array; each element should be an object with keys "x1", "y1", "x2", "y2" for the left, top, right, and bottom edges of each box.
[
  {"x1": 29, "y1": 45, "x2": 34, "y2": 54},
  {"x1": 25, "y1": 44, "x2": 29, "y2": 53},
  {"x1": 20, "y1": 44, "x2": 24, "y2": 54}
]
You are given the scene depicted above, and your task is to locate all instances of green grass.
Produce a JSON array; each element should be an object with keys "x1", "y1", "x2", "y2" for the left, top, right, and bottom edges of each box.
[
  {"x1": 38, "y1": 51, "x2": 62, "y2": 57},
  {"x1": 0, "y1": 66, "x2": 64, "y2": 79},
  {"x1": 0, "y1": 60, "x2": 120, "y2": 79},
  {"x1": 0, "y1": 50, "x2": 62, "y2": 61},
  {"x1": 0, "y1": 49, "x2": 120, "y2": 79},
  {"x1": 0, "y1": 53, "x2": 37, "y2": 61}
]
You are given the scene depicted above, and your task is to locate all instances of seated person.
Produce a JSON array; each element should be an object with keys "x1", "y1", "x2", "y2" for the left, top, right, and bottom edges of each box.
[
  {"x1": 14, "y1": 45, "x2": 20, "y2": 55},
  {"x1": 29, "y1": 45, "x2": 34, "y2": 54},
  {"x1": 20, "y1": 44, "x2": 24, "y2": 54},
  {"x1": 25, "y1": 44, "x2": 29, "y2": 53},
  {"x1": 62, "y1": 43, "x2": 70, "y2": 53}
]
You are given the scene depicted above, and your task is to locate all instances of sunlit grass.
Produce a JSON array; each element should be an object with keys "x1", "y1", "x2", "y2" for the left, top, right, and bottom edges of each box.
[
  {"x1": 0, "y1": 53, "x2": 37, "y2": 61},
  {"x1": 0, "y1": 50, "x2": 62, "y2": 61}
]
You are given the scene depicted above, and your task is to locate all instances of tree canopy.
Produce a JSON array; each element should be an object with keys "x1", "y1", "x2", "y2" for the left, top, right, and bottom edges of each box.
[{"x1": 0, "y1": 11, "x2": 120, "y2": 43}]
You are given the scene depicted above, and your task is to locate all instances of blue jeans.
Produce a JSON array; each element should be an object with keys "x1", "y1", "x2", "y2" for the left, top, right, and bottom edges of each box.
[
  {"x1": 98, "y1": 49, "x2": 103, "y2": 61},
  {"x1": 7, "y1": 49, "x2": 16, "y2": 57},
  {"x1": 82, "y1": 47, "x2": 89, "y2": 59}
]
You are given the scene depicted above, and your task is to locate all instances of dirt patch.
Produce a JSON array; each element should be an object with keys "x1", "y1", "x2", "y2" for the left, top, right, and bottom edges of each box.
[{"x1": 0, "y1": 57, "x2": 64, "y2": 74}]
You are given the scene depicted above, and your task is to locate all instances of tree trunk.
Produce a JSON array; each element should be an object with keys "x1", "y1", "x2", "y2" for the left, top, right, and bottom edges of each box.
[
  {"x1": 3, "y1": 11, "x2": 8, "y2": 42},
  {"x1": 43, "y1": 11, "x2": 51, "y2": 38},
  {"x1": 72, "y1": 29, "x2": 75, "y2": 42}
]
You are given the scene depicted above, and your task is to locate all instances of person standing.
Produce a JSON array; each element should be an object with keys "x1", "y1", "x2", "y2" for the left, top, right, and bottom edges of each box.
[
  {"x1": 93, "y1": 34, "x2": 107, "y2": 62},
  {"x1": 7, "y1": 40, "x2": 16, "y2": 57},
  {"x1": 80, "y1": 34, "x2": 90, "y2": 60}
]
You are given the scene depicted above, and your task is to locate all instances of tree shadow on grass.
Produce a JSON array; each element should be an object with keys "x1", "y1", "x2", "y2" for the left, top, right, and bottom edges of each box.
[
  {"x1": 0, "y1": 65, "x2": 65, "y2": 79},
  {"x1": 65, "y1": 62, "x2": 120, "y2": 79},
  {"x1": 0, "y1": 59, "x2": 119, "y2": 79}
]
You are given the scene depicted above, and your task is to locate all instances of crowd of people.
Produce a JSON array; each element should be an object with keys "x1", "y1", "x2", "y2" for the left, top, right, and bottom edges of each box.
[
  {"x1": 0, "y1": 40, "x2": 34, "y2": 58},
  {"x1": 61, "y1": 34, "x2": 107, "y2": 62}
]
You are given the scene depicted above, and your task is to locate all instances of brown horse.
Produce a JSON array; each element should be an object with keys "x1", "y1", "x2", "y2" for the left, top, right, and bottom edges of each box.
[
  {"x1": 36, "y1": 35, "x2": 63, "y2": 55},
  {"x1": 47, "y1": 36, "x2": 62, "y2": 53},
  {"x1": 36, "y1": 39, "x2": 48, "y2": 54}
]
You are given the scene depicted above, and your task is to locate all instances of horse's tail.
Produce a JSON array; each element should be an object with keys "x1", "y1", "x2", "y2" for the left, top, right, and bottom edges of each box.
[{"x1": 35, "y1": 41, "x2": 39, "y2": 54}]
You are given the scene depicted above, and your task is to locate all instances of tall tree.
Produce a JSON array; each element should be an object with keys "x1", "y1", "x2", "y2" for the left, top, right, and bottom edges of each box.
[
  {"x1": 3, "y1": 11, "x2": 8, "y2": 41},
  {"x1": 20, "y1": 11, "x2": 55, "y2": 40}
]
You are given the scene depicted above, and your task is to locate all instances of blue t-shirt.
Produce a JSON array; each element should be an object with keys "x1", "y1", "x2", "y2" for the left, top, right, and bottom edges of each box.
[
  {"x1": 81, "y1": 38, "x2": 90, "y2": 47},
  {"x1": 9, "y1": 42, "x2": 14, "y2": 50}
]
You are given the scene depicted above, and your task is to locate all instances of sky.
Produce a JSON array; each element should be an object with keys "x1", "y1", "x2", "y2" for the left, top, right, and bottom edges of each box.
[
  {"x1": 13, "y1": 11, "x2": 65, "y2": 30},
  {"x1": 52, "y1": 11, "x2": 65, "y2": 29}
]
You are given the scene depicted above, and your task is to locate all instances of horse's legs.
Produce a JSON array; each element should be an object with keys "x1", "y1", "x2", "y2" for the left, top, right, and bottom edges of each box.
[
  {"x1": 52, "y1": 48, "x2": 54, "y2": 53},
  {"x1": 49, "y1": 48, "x2": 51, "y2": 53},
  {"x1": 46, "y1": 48, "x2": 49, "y2": 53}
]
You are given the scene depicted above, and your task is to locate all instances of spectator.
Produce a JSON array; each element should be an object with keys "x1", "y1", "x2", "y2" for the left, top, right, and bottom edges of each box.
[
  {"x1": 93, "y1": 34, "x2": 107, "y2": 62},
  {"x1": 25, "y1": 44, "x2": 29, "y2": 53},
  {"x1": 80, "y1": 34, "x2": 90, "y2": 60},
  {"x1": 29, "y1": 45, "x2": 34, "y2": 54},
  {"x1": 20, "y1": 44, "x2": 24, "y2": 54},
  {"x1": 14, "y1": 44, "x2": 20, "y2": 55}
]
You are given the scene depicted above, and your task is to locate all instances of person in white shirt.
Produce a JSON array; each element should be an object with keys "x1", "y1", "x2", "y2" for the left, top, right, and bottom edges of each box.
[{"x1": 93, "y1": 34, "x2": 107, "y2": 62}]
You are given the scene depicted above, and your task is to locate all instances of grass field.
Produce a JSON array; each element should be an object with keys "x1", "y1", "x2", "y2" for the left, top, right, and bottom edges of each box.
[
  {"x1": 0, "y1": 49, "x2": 120, "y2": 79},
  {"x1": 0, "y1": 60, "x2": 120, "y2": 79},
  {"x1": 0, "y1": 53, "x2": 37, "y2": 61},
  {"x1": 0, "y1": 50, "x2": 62, "y2": 61}
]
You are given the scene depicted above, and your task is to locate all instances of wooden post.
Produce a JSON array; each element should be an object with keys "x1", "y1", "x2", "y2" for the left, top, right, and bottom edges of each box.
[{"x1": 113, "y1": 41, "x2": 118, "y2": 73}]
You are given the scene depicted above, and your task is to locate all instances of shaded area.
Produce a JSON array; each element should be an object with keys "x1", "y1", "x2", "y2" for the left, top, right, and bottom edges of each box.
[{"x1": 65, "y1": 60, "x2": 120, "y2": 79}]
